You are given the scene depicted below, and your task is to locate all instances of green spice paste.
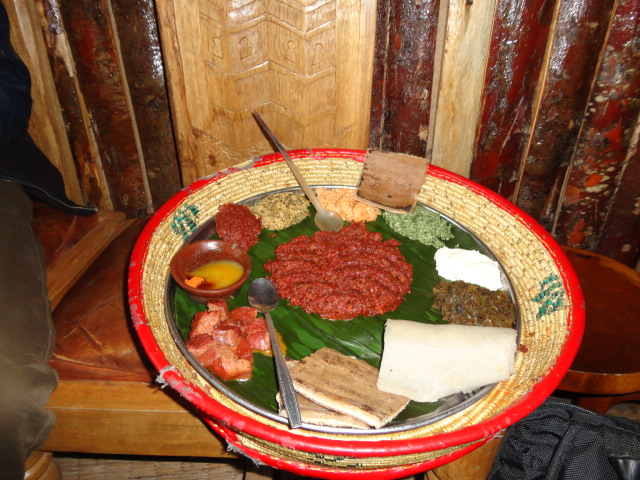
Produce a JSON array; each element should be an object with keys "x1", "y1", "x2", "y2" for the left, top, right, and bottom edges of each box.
[
  {"x1": 250, "y1": 192, "x2": 311, "y2": 230},
  {"x1": 382, "y1": 207, "x2": 453, "y2": 247}
]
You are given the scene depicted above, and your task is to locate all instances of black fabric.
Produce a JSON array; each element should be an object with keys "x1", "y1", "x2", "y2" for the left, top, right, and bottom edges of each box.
[
  {"x1": 488, "y1": 401, "x2": 640, "y2": 480},
  {"x1": 0, "y1": 132, "x2": 96, "y2": 215},
  {"x1": 0, "y1": 0, "x2": 31, "y2": 154}
]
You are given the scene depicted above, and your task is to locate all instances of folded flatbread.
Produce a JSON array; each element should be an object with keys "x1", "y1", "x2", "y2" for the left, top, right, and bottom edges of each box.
[
  {"x1": 377, "y1": 320, "x2": 517, "y2": 402},
  {"x1": 277, "y1": 392, "x2": 369, "y2": 429},
  {"x1": 287, "y1": 347, "x2": 410, "y2": 428}
]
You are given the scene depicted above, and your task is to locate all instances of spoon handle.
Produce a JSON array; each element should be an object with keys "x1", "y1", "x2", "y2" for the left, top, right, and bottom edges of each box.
[
  {"x1": 252, "y1": 111, "x2": 323, "y2": 213},
  {"x1": 264, "y1": 312, "x2": 303, "y2": 428}
]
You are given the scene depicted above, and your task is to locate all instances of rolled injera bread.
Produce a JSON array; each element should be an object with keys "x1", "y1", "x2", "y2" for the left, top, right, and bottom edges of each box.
[{"x1": 377, "y1": 320, "x2": 517, "y2": 402}]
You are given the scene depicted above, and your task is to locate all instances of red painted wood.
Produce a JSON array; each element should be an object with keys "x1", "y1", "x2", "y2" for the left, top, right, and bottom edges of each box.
[
  {"x1": 58, "y1": 0, "x2": 149, "y2": 217},
  {"x1": 110, "y1": 0, "x2": 181, "y2": 210},
  {"x1": 37, "y1": 0, "x2": 104, "y2": 209},
  {"x1": 553, "y1": 0, "x2": 640, "y2": 266},
  {"x1": 369, "y1": 0, "x2": 439, "y2": 156},
  {"x1": 514, "y1": 0, "x2": 617, "y2": 232},
  {"x1": 471, "y1": 0, "x2": 556, "y2": 198}
]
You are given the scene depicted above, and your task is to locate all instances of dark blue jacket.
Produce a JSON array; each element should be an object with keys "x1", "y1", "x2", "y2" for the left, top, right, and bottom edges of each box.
[{"x1": 1, "y1": 0, "x2": 94, "y2": 215}]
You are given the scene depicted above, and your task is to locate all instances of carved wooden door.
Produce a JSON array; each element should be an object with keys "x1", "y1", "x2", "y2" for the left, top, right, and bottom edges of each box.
[{"x1": 156, "y1": 0, "x2": 377, "y2": 184}]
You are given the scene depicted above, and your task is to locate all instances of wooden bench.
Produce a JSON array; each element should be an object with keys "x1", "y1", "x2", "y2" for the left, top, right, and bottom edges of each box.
[{"x1": 28, "y1": 206, "x2": 234, "y2": 479}]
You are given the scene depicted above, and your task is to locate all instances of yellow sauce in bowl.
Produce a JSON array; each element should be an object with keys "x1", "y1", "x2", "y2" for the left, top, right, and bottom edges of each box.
[{"x1": 187, "y1": 260, "x2": 244, "y2": 289}]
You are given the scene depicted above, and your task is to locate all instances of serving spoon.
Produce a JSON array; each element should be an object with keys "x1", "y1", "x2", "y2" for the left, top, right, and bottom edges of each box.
[
  {"x1": 247, "y1": 277, "x2": 303, "y2": 428},
  {"x1": 252, "y1": 111, "x2": 344, "y2": 232}
]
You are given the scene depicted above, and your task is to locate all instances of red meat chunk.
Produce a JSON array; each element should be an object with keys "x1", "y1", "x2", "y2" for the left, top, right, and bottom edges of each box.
[
  {"x1": 207, "y1": 345, "x2": 253, "y2": 381},
  {"x1": 228, "y1": 306, "x2": 258, "y2": 325},
  {"x1": 234, "y1": 337, "x2": 254, "y2": 361},
  {"x1": 185, "y1": 333, "x2": 214, "y2": 356},
  {"x1": 241, "y1": 317, "x2": 271, "y2": 352},
  {"x1": 210, "y1": 325, "x2": 243, "y2": 348},
  {"x1": 189, "y1": 309, "x2": 225, "y2": 339},
  {"x1": 186, "y1": 302, "x2": 275, "y2": 381},
  {"x1": 206, "y1": 299, "x2": 229, "y2": 315}
]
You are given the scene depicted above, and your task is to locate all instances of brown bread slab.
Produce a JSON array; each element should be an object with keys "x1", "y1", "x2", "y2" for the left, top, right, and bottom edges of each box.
[
  {"x1": 355, "y1": 150, "x2": 427, "y2": 213},
  {"x1": 288, "y1": 348, "x2": 410, "y2": 428},
  {"x1": 277, "y1": 393, "x2": 369, "y2": 429}
]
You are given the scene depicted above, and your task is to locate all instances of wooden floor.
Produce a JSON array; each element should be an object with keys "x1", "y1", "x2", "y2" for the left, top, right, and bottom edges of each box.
[
  {"x1": 54, "y1": 454, "x2": 426, "y2": 480},
  {"x1": 55, "y1": 455, "x2": 265, "y2": 480}
]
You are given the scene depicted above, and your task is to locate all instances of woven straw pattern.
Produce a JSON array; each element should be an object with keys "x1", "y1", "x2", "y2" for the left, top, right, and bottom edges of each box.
[{"x1": 137, "y1": 154, "x2": 573, "y2": 468}]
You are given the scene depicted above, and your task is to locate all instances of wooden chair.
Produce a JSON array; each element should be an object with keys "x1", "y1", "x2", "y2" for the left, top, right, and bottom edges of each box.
[{"x1": 556, "y1": 247, "x2": 640, "y2": 414}]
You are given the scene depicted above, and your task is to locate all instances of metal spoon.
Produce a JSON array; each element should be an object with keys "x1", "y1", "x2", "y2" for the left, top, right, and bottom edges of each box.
[
  {"x1": 252, "y1": 111, "x2": 344, "y2": 232},
  {"x1": 247, "y1": 278, "x2": 302, "y2": 428}
]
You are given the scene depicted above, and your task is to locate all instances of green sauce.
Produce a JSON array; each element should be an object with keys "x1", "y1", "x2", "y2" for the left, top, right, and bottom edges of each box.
[{"x1": 383, "y1": 206, "x2": 453, "y2": 247}]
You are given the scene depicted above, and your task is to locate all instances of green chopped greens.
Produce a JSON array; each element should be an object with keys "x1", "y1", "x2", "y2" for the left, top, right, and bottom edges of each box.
[
  {"x1": 382, "y1": 207, "x2": 453, "y2": 248},
  {"x1": 250, "y1": 192, "x2": 310, "y2": 230}
]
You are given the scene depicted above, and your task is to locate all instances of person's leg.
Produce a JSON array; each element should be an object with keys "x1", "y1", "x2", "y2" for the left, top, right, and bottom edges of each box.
[{"x1": 0, "y1": 180, "x2": 57, "y2": 480}]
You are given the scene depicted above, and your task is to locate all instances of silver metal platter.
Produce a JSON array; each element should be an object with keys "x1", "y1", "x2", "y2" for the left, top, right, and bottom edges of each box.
[{"x1": 165, "y1": 186, "x2": 520, "y2": 435}]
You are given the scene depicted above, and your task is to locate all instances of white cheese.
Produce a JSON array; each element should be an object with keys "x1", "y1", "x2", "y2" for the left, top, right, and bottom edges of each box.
[{"x1": 434, "y1": 247, "x2": 503, "y2": 291}]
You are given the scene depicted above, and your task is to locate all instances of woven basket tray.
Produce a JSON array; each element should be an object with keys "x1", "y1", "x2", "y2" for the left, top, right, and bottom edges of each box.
[{"x1": 128, "y1": 149, "x2": 584, "y2": 479}]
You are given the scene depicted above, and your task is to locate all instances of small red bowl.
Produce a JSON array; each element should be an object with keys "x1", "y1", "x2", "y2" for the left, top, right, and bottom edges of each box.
[{"x1": 170, "y1": 240, "x2": 251, "y2": 303}]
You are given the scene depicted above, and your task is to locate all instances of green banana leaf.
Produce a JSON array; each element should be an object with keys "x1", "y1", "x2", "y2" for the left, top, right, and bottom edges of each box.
[{"x1": 172, "y1": 203, "x2": 487, "y2": 423}]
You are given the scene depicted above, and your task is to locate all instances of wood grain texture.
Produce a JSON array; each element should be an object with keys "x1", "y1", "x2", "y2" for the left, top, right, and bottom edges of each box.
[
  {"x1": 5, "y1": 0, "x2": 85, "y2": 205},
  {"x1": 430, "y1": 0, "x2": 498, "y2": 177},
  {"x1": 596, "y1": 136, "x2": 640, "y2": 266},
  {"x1": 470, "y1": 0, "x2": 556, "y2": 197},
  {"x1": 430, "y1": 436, "x2": 502, "y2": 480},
  {"x1": 56, "y1": 456, "x2": 248, "y2": 480},
  {"x1": 155, "y1": 0, "x2": 377, "y2": 184},
  {"x1": 368, "y1": 0, "x2": 440, "y2": 157},
  {"x1": 40, "y1": 381, "x2": 234, "y2": 457},
  {"x1": 513, "y1": 0, "x2": 616, "y2": 230},
  {"x1": 45, "y1": 211, "x2": 131, "y2": 310},
  {"x1": 110, "y1": 0, "x2": 182, "y2": 210},
  {"x1": 36, "y1": 0, "x2": 112, "y2": 210},
  {"x1": 552, "y1": 0, "x2": 640, "y2": 264},
  {"x1": 58, "y1": 0, "x2": 151, "y2": 217}
]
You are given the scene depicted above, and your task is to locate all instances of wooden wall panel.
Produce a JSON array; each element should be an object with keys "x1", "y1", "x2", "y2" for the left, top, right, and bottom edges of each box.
[
  {"x1": 512, "y1": 0, "x2": 617, "y2": 231},
  {"x1": 597, "y1": 143, "x2": 640, "y2": 267},
  {"x1": 430, "y1": 0, "x2": 498, "y2": 177},
  {"x1": 155, "y1": 0, "x2": 378, "y2": 185},
  {"x1": 471, "y1": 0, "x2": 556, "y2": 197},
  {"x1": 110, "y1": 0, "x2": 181, "y2": 210},
  {"x1": 553, "y1": 0, "x2": 640, "y2": 264},
  {"x1": 37, "y1": 0, "x2": 111, "y2": 210},
  {"x1": 5, "y1": 0, "x2": 85, "y2": 205},
  {"x1": 58, "y1": 0, "x2": 151, "y2": 217},
  {"x1": 8, "y1": 0, "x2": 640, "y2": 266},
  {"x1": 471, "y1": 0, "x2": 640, "y2": 267},
  {"x1": 368, "y1": 0, "x2": 440, "y2": 157}
]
